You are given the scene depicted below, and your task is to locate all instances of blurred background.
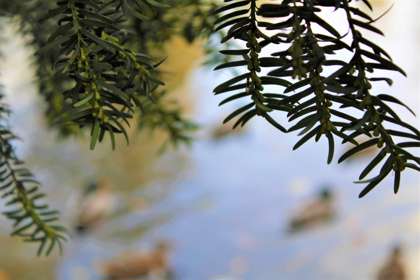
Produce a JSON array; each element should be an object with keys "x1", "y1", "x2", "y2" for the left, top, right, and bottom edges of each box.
[{"x1": 0, "y1": 0, "x2": 419, "y2": 279}]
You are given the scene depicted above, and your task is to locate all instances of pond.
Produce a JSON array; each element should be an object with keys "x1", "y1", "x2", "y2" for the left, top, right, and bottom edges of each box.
[{"x1": 0, "y1": 1, "x2": 419, "y2": 279}]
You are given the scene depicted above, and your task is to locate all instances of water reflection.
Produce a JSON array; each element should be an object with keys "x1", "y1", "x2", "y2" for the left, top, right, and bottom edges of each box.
[
  {"x1": 0, "y1": 0, "x2": 419, "y2": 279},
  {"x1": 0, "y1": 20, "x2": 195, "y2": 280}
]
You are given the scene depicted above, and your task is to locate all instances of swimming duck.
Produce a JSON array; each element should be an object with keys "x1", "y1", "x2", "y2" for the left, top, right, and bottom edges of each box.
[
  {"x1": 101, "y1": 241, "x2": 172, "y2": 280},
  {"x1": 377, "y1": 245, "x2": 407, "y2": 280},
  {"x1": 288, "y1": 188, "x2": 335, "y2": 232},
  {"x1": 75, "y1": 178, "x2": 116, "y2": 233}
]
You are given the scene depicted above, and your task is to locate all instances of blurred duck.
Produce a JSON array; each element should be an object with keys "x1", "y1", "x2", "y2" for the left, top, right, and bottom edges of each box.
[
  {"x1": 211, "y1": 123, "x2": 246, "y2": 141},
  {"x1": 75, "y1": 178, "x2": 115, "y2": 233},
  {"x1": 101, "y1": 241, "x2": 171, "y2": 280},
  {"x1": 377, "y1": 245, "x2": 407, "y2": 280},
  {"x1": 288, "y1": 188, "x2": 335, "y2": 232}
]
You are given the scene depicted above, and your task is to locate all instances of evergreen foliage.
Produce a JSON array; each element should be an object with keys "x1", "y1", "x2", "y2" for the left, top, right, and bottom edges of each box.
[
  {"x1": 0, "y1": 0, "x2": 417, "y2": 255},
  {"x1": 0, "y1": 89, "x2": 66, "y2": 256},
  {"x1": 214, "y1": 0, "x2": 419, "y2": 197}
]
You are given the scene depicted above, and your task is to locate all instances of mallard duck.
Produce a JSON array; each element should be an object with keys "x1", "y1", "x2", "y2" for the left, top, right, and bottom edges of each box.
[
  {"x1": 377, "y1": 245, "x2": 407, "y2": 280},
  {"x1": 75, "y1": 178, "x2": 115, "y2": 233},
  {"x1": 288, "y1": 188, "x2": 335, "y2": 232},
  {"x1": 101, "y1": 241, "x2": 172, "y2": 280}
]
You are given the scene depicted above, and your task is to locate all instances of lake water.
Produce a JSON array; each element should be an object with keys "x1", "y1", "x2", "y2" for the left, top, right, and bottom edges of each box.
[{"x1": 0, "y1": 1, "x2": 419, "y2": 279}]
